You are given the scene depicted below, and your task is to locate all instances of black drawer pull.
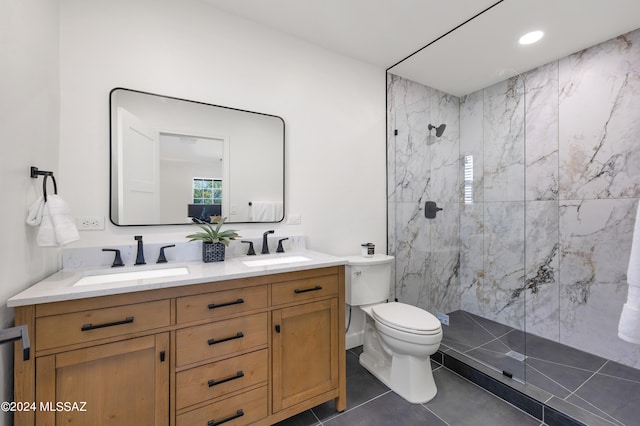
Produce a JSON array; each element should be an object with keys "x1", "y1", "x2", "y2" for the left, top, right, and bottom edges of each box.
[
  {"x1": 81, "y1": 316, "x2": 134, "y2": 331},
  {"x1": 208, "y1": 409, "x2": 244, "y2": 426},
  {"x1": 208, "y1": 332, "x2": 244, "y2": 346},
  {"x1": 294, "y1": 285, "x2": 322, "y2": 294},
  {"x1": 208, "y1": 298, "x2": 244, "y2": 310},
  {"x1": 208, "y1": 370, "x2": 244, "y2": 387}
]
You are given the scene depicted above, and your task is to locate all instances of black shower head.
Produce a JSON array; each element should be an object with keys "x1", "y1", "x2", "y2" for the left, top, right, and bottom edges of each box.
[{"x1": 428, "y1": 124, "x2": 446, "y2": 137}]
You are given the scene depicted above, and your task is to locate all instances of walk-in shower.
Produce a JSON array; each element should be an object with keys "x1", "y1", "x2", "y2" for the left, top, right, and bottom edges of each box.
[{"x1": 387, "y1": 25, "x2": 640, "y2": 424}]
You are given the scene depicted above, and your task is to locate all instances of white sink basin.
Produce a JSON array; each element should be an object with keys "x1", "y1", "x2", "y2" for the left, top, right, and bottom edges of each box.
[
  {"x1": 73, "y1": 266, "x2": 189, "y2": 286},
  {"x1": 242, "y1": 256, "x2": 311, "y2": 267}
]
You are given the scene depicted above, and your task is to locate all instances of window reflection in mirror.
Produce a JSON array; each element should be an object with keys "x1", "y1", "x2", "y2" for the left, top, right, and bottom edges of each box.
[{"x1": 109, "y1": 88, "x2": 285, "y2": 225}]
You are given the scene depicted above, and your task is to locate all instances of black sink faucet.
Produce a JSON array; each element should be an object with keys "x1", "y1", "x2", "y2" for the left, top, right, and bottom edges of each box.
[
  {"x1": 134, "y1": 235, "x2": 146, "y2": 265},
  {"x1": 262, "y1": 230, "x2": 275, "y2": 254}
]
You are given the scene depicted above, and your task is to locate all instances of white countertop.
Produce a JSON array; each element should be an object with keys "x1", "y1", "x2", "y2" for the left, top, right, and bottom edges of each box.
[{"x1": 7, "y1": 250, "x2": 347, "y2": 307}]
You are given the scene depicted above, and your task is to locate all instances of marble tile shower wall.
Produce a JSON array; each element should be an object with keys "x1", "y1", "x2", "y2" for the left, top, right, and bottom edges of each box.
[{"x1": 387, "y1": 28, "x2": 640, "y2": 369}]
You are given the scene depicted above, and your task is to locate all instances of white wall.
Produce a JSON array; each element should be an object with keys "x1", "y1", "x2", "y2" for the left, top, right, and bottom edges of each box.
[
  {"x1": 59, "y1": 0, "x2": 387, "y2": 255},
  {"x1": 0, "y1": 0, "x2": 60, "y2": 422}
]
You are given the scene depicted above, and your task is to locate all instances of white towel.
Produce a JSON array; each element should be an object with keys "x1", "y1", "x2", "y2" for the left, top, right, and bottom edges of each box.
[
  {"x1": 618, "y1": 202, "x2": 640, "y2": 343},
  {"x1": 250, "y1": 201, "x2": 283, "y2": 222},
  {"x1": 619, "y1": 304, "x2": 640, "y2": 344},
  {"x1": 627, "y1": 202, "x2": 640, "y2": 289},
  {"x1": 47, "y1": 195, "x2": 80, "y2": 245},
  {"x1": 36, "y1": 202, "x2": 57, "y2": 246},
  {"x1": 26, "y1": 196, "x2": 45, "y2": 226},
  {"x1": 26, "y1": 195, "x2": 80, "y2": 247}
]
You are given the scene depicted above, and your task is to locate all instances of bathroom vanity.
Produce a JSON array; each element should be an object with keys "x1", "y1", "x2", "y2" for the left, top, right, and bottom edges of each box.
[{"x1": 9, "y1": 251, "x2": 346, "y2": 425}]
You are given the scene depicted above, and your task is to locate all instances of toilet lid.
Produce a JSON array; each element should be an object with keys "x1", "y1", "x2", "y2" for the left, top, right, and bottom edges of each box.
[{"x1": 371, "y1": 302, "x2": 442, "y2": 335}]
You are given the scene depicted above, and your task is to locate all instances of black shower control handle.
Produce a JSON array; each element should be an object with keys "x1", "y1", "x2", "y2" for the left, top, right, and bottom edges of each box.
[{"x1": 424, "y1": 201, "x2": 443, "y2": 219}]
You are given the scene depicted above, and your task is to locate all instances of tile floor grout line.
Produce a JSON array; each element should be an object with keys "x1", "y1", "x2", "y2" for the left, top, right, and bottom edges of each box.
[
  {"x1": 526, "y1": 364, "x2": 623, "y2": 425},
  {"x1": 311, "y1": 390, "x2": 394, "y2": 424},
  {"x1": 441, "y1": 364, "x2": 544, "y2": 423},
  {"x1": 443, "y1": 336, "x2": 510, "y2": 356},
  {"x1": 596, "y1": 370, "x2": 640, "y2": 385},
  {"x1": 463, "y1": 311, "x2": 517, "y2": 348},
  {"x1": 525, "y1": 355, "x2": 607, "y2": 375},
  {"x1": 525, "y1": 362, "x2": 574, "y2": 395},
  {"x1": 558, "y1": 360, "x2": 628, "y2": 425},
  {"x1": 560, "y1": 390, "x2": 624, "y2": 426},
  {"x1": 420, "y1": 403, "x2": 452, "y2": 426},
  {"x1": 567, "y1": 360, "x2": 608, "y2": 398}
]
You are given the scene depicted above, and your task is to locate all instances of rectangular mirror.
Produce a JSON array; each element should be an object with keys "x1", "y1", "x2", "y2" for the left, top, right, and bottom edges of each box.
[{"x1": 110, "y1": 88, "x2": 285, "y2": 225}]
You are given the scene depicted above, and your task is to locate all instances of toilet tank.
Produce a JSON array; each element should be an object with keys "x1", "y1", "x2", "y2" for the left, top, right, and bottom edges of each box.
[{"x1": 345, "y1": 254, "x2": 394, "y2": 306}]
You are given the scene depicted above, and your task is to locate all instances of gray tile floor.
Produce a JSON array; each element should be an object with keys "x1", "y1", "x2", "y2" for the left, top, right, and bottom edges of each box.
[
  {"x1": 442, "y1": 310, "x2": 640, "y2": 426},
  {"x1": 276, "y1": 346, "x2": 543, "y2": 426}
]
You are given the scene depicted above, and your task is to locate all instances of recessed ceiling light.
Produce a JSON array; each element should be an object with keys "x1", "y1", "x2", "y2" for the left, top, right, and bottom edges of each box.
[{"x1": 519, "y1": 30, "x2": 544, "y2": 45}]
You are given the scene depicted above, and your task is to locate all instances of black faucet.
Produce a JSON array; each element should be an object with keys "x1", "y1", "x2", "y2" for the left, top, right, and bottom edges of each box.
[
  {"x1": 242, "y1": 241, "x2": 256, "y2": 256},
  {"x1": 156, "y1": 244, "x2": 175, "y2": 264},
  {"x1": 262, "y1": 230, "x2": 275, "y2": 254},
  {"x1": 276, "y1": 238, "x2": 289, "y2": 253},
  {"x1": 102, "y1": 248, "x2": 124, "y2": 267},
  {"x1": 134, "y1": 235, "x2": 146, "y2": 265}
]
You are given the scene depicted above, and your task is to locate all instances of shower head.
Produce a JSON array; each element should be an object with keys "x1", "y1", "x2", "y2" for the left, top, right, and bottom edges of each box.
[{"x1": 428, "y1": 123, "x2": 446, "y2": 137}]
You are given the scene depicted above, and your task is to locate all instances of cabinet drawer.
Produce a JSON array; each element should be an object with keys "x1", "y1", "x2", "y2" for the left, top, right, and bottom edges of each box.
[
  {"x1": 177, "y1": 285, "x2": 268, "y2": 324},
  {"x1": 36, "y1": 300, "x2": 171, "y2": 351},
  {"x1": 177, "y1": 386, "x2": 267, "y2": 426},
  {"x1": 176, "y1": 313, "x2": 268, "y2": 366},
  {"x1": 272, "y1": 275, "x2": 338, "y2": 306},
  {"x1": 176, "y1": 349, "x2": 267, "y2": 409}
]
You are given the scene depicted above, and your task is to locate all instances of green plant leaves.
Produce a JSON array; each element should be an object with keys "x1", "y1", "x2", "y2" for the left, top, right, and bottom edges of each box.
[{"x1": 186, "y1": 216, "x2": 240, "y2": 246}]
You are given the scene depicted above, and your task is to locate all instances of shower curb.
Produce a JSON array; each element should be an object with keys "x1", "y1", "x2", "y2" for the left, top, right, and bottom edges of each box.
[{"x1": 435, "y1": 350, "x2": 613, "y2": 426}]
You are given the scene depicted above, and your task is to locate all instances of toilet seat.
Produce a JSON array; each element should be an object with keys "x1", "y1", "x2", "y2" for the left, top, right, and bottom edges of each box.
[{"x1": 371, "y1": 302, "x2": 441, "y2": 335}]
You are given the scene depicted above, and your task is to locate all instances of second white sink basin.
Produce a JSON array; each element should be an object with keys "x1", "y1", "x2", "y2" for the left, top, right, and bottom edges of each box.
[
  {"x1": 74, "y1": 266, "x2": 189, "y2": 286},
  {"x1": 242, "y1": 255, "x2": 311, "y2": 267}
]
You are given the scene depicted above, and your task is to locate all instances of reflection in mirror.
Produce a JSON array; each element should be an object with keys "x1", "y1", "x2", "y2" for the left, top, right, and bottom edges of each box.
[{"x1": 110, "y1": 88, "x2": 285, "y2": 225}]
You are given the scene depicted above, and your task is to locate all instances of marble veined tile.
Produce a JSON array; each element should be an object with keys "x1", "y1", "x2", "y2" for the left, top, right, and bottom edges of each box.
[
  {"x1": 429, "y1": 91, "x2": 461, "y2": 202},
  {"x1": 393, "y1": 201, "x2": 431, "y2": 310},
  {"x1": 559, "y1": 30, "x2": 640, "y2": 200},
  {"x1": 460, "y1": 202, "x2": 484, "y2": 315},
  {"x1": 524, "y1": 62, "x2": 559, "y2": 201},
  {"x1": 429, "y1": 202, "x2": 461, "y2": 314},
  {"x1": 387, "y1": 73, "x2": 431, "y2": 110},
  {"x1": 480, "y1": 201, "x2": 526, "y2": 328},
  {"x1": 559, "y1": 198, "x2": 639, "y2": 368},
  {"x1": 524, "y1": 201, "x2": 560, "y2": 340},
  {"x1": 483, "y1": 77, "x2": 525, "y2": 202},
  {"x1": 392, "y1": 98, "x2": 431, "y2": 203}
]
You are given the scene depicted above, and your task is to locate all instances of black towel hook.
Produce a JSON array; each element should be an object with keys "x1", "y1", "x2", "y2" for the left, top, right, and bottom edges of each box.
[{"x1": 30, "y1": 166, "x2": 58, "y2": 202}]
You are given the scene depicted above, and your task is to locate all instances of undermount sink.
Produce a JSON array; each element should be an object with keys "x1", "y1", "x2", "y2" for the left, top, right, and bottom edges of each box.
[
  {"x1": 241, "y1": 255, "x2": 311, "y2": 267},
  {"x1": 73, "y1": 266, "x2": 189, "y2": 286}
]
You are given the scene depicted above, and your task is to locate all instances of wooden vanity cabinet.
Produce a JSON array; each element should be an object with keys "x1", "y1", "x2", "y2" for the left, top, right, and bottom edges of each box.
[
  {"x1": 36, "y1": 334, "x2": 169, "y2": 426},
  {"x1": 13, "y1": 265, "x2": 346, "y2": 426}
]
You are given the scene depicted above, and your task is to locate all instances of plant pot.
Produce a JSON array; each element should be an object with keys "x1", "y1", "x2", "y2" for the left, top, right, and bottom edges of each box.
[{"x1": 202, "y1": 242, "x2": 225, "y2": 262}]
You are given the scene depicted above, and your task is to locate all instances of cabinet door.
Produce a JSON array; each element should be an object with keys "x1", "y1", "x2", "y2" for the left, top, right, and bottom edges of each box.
[
  {"x1": 36, "y1": 334, "x2": 169, "y2": 425},
  {"x1": 272, "y1": 298, "x2": 338, "y2": 412}
]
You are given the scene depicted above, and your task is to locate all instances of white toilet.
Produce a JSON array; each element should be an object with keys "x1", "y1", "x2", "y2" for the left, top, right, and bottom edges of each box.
[{"x1": 345, "y1": 254, "x2": 443, "y2": 403}]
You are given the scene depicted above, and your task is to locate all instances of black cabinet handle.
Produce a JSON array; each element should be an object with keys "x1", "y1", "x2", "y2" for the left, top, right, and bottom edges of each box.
[
  {"x1": 208, "y1": 371, "x2": 244, "y2": 387},
  {"x1": 275, "y1": 324, "x2": 281, "y2": 333},
  {"x1": 208, "y1": 298, "x2": 244, "y2": 310},
  {"x1": 208, "y1": 332, "x2": 244, "y2": 346},
  {"x1": 294, "y1": 285, "x2": 322, "y2": 294},
  {"x1": 208, "y1": 409, "x2": 244, "y2": 426},
  {"x1": 81, "y1": 316, "x2": 134, "y2": 331}
]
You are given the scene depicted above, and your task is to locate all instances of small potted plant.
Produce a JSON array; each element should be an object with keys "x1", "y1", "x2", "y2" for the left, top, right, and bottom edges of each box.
[{"x1": 186, "y1": 216, "x2": 240, "y2": 262}]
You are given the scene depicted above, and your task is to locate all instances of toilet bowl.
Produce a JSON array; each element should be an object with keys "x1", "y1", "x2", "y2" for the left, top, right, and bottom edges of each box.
[
  {"x1": 360, "y1": 302, "x2": 442, "y2": 403},
  {"x1": 345, "y1": 255, "x2": 443, "y2": 404}
]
